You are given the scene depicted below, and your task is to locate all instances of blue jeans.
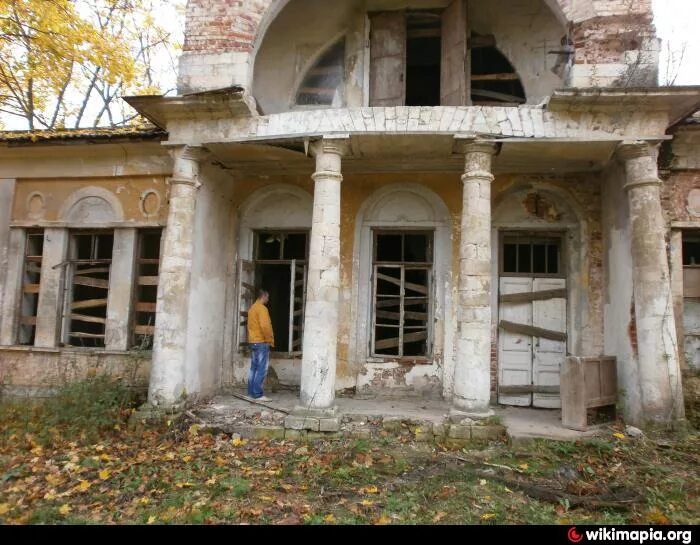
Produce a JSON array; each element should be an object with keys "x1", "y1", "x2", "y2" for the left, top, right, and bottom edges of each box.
[{"x1": 248, "y1": 343, "x2": 271, "y2": 399}]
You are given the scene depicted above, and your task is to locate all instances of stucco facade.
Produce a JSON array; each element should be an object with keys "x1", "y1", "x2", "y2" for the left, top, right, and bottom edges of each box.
[{"x1": 1, "y1": 0, "x2": 699, "y2": 428}]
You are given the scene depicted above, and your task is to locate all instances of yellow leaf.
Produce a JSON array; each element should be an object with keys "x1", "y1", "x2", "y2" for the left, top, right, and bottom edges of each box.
[
  {"x1": 481, "y1": 513, "x2": 496, "y2": 521},
  {"x1": 58, "y1": 504, "x2": 72, "y2": 516},
  {"x1": 360, "y1": 485, "x2": 379, "y2": 495},
  {"x1": 432, "y1": 511, "x2": 447, "y2": 522},
  {"x1": 99, "y1": 454, "x2": 111, "y2": 462},
  {"x1": 0, "y1": 504, "x2": 10, "y2": 515},
  {"x1": 182, "y1": 455, "x2": 192, "y2": 463},
  {"x1": 324, "y1": 514, "x2": 336, "y2": 523},
  {"x1": 176, "y1": 482, "x2": 194, "y2": 489},
  {"x1": 613, "y1": 432, "x2": 625, "y2": 439},
  {"x1": 518, "y1": 463, "x2": 529, "y2": 471},
  {"x1": 188, "y1": 425, "x2": 200, "y2": 436},
  {"x1": 77, "y1": 480, "x2": 91, "y2": 492},
  {"x1": 43, "y1": 490, "x2": 58, "y2": 501},
  {"x1": 138, "y1": 497, "x2": 151, "y2": 505},
  {"x1": 479, "y1": 479, "x2": 487, "y2": 486},
  {"x1": 260, "y1": 496, "x2": 274, "y2": 502},
  {"x1": 205, "y1": 477, "x2": 217, "y2": 485},
  {"x1": 504, "y1": 487, "x2": 513, "y2": 494},
  {"x1": 147, "y1": 515, "x2": 157, "y2": 525},
  {"x1": 375, "y1": 515, "x2": 392, "y2": 525},
  {"x1": 95, "y1": 445, "x2": 105, "y2": 452},
  {"x1": 231, "y1": 437, "x2": 248, "y2": 447},
  {"x1": 214, "y1": 456, "x2": 227, "y2": 467},
  {"x1": 99, "y1": 469, "x2": 111, "y2": 480},
  {"x1": 46, "y1": 474, "x2": 62, "y2": 486},
  {"x1": 360, "y1": 500, "x2": 374, "y2": 507}
]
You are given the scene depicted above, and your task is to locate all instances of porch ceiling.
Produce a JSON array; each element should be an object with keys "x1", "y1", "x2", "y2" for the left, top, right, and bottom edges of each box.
[{"x1": 206, "y1": 135, "x2": 625, "y2": 176}]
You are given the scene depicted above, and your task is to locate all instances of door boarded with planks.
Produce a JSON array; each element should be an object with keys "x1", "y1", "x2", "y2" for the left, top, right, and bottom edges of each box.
[{"x1": 497, "y1": 235, "x2": 567, "y2": 408}]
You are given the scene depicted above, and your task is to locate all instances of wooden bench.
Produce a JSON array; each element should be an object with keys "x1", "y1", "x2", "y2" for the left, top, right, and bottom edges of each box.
[{"x1": 561, "y1": 356, "x2": 617, "y2": 431}]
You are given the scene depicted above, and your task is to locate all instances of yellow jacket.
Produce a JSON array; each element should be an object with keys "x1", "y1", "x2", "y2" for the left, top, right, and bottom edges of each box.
[{"x1": 247, "y1": 301, "x2": 275, "y2": 346}]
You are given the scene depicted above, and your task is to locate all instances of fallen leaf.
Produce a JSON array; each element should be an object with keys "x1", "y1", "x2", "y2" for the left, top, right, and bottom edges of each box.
[
  {"x1": 182, "y1": 455, "x2": 192, "y2": 463},
  {"x1": 374, "y1": 515, "x2": 392, "y2": 525},
  {"x1": 360, "y1": 500, "x2": 375, "y2": 507},
  {"x1": 479, "y1": 479, "x2": 487, "y2": 486},
  {"x1": 432, "y1": 511, "x2": 447, "y2": 522},
  {"x1": 613, "y1": 432, "x2": 626, "y2": 440},
  {"x1": 98, "y1": 469, "x2": 111, "y2": 480},
  {"x1": 175, "y1": 482, "x2": 194, "y2": 489},
  {"x1": 518, "y1": 464, "x2": 529, "y2": 471},
  {"x1": 188, "y1": 424, "x2": 200, "y2": 436},
  {"x1": 360, "y1": 485, "x2": 379, "y2": 495},
  {"x1": 205, "y1": 477, "x2": 217, "y2": 485},
  {"x1": 77, "y1": 480, "x2": 91, "y2": 492},
  {"x1": 231, "y1": 437, "x2": 248, "y2": 447},
  {"x1": 481, "y1": 513, "x2": 496, "y2": 521},
  {"x1": 0, "y1": 504, "x2": 9, "y2": 515},
  {"x1": 147, "y1": 515, "x2": 157, "y2": 524},
  {"x1": 324, "y1": 514, "x2": 336, "y2": 523},
  {"x1": 58, "y1": 504, "x2": 72, "y2": 516}
]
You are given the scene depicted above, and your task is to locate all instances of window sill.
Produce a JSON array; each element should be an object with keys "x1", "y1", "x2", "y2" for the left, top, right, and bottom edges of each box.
[
  {"x1": 367, "y1": 357, "x2": 433, "y2": 366},
  {"x1": 0, "y1": 345, "x2": 152, "y2": 357}
]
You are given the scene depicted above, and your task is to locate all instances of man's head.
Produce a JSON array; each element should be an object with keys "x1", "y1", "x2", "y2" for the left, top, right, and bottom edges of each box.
[{"x1": 257, "y1": 289, "x2": 269, "y2": 305}]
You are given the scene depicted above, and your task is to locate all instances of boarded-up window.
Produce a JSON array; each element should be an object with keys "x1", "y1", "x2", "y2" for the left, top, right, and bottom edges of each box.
[
  {"x1": 683, "y1": 233, "x2": 700, "y2": 369},
  {"x1": 372, "y1": 231, "x2": 433, "y2": 358},
  {"x1": 470, "y1": 36, "x2": 526, "y2": 105},
  {"x1": 63, "y1": 232, "x2": 113, "y2": 348},
  {"x1": 296, "y1": 39, "x2": 346, "y2": 107},
  {"x1": 132, "y1": 229, "x2": 162, "y2": 350},
  {"x1": 18, "y1": 230, "x2": 44, "y2": 345}
]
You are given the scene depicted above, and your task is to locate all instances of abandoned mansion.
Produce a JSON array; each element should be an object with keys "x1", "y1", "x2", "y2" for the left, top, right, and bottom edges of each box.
[{"x1": 1, "y1": 0, "x2": 699, "y2": 429}]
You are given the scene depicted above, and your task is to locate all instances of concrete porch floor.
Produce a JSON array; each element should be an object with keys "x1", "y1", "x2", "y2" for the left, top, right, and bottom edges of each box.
[{"x1": 193, "y1": 390, "x2": 606, "y2": 442}]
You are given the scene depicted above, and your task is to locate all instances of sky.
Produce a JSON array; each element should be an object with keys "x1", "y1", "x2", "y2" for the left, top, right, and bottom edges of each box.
[{"x1": 652, "y1": 0, "x2": 700, "y2": 85}]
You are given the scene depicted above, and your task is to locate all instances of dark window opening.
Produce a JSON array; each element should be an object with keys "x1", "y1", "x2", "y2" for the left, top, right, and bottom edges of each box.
[
  {"x1": 65, "y1": 232, "x2": 113, "y2": 348},
  {"x1": 683, "y1": 234, "x2": 700, "y2": 267},
  {"x1": 471, "y1": 35, "x2": 526, "y2": 105},
  {"x1": 502, "y1": 235, "x2": 562, "y2": 276},
  {"x1": 18, "y1": 230, "x2": 44, "y2": 345},
  {"x1": 132, "y1": 229, "x2": 162, "y2": 350},
  {"x1": 406, "y1": 11, "x2": 442, "y2": 107},
  {"x1": 373, "y1": 231, "x2": 433, "y2": 358},
  {"x1": 248, "y1": 231, "x2": 308, "y2": 354},
  {"x1": 296, "y1": 39, "x2": 346, "y2": 107}
]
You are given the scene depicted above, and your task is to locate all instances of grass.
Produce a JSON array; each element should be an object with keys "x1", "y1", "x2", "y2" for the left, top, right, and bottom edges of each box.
[{"x1": 0, "y1": 379, "x2": 698, "y2": 525}]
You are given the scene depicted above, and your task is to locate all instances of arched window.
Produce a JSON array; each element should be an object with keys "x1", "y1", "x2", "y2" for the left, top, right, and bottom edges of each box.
[
  {"x1": 471, "y1": 34, "x2": 526, "y2": 105},
  {"x1": 295, "y1": 39, "x2": 345, "y2": 107}
]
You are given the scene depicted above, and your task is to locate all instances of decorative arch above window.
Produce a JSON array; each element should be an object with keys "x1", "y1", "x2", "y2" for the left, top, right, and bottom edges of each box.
[
  {"x1": 295, "y1": 38, "x2": 345, "y2": 107},
  {"x1": 470, "y1": 34, "x2": 526, "y2": 105}
]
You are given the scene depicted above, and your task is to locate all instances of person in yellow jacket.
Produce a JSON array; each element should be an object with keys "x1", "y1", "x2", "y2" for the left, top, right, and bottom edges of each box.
[{"x1": 247, "y1": 289, "x2": 275, "y2": 401}]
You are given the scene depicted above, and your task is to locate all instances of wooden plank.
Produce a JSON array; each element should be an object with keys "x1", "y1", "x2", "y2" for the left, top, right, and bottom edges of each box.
[
  {"x1": 138, "y1": 276, "x2": 159, "y2": 286},
  {"x1": 471, "y1": 73, "x2": 519, "y2": 81},
  {"x1": 376, "y1": 298, "x2": 426, "y2": 309},
  {"x1": 308, "y1": 65, "x2": 343, "y2": 76},
  {"x1": 500, "y1": 288, "x2": 567, "y2": 304},
  {"x1": 24, "y1": 263, "x2": 42, "y2": 274},
  {"x1": 376, "y1": 272, "x2": 401, "y2": 287},
  {"x1": 135, "y1": 325, "x2": 155, "y2": 335},
  {"x1": 135, "y1": 302, "x2": 157, "y2": 313},
  {"x1": 441, "y1": 0, "x2": 468, "y2": 106},
  {"x1": 403, "y1": 280, "x2": 428, "y2": 295},
  {"x1": 69, "y1": 332, "x2": 105, "y2": 339},
  {"x1": 376, "y1": 310, "x2": 401, "y2": 321},
  {"x1": 242, "y1": 282, "x2": 255, "y2": 293},
  {"x1": 369, "y1": 11, "x2": 406, "y2": 107},
  {"x1": 561, "y1": 357, "x2": 588, "y2": 431},
  {"x1": 137, "y1": 258, "x2": 160, "y2": 265},
  {"x1": 73, "y1": 276, "x2": 109, "y2": 289},
  {"x1": 407, "y1": 28, "x2": 441, "y2": 39},
  {"x1": 23, "y1": 283, "x2": 40, "y2": 294},
  {"x1": 498, "y1": 385, "x2": 560, "y2": 395},
  {"x1": 375, "y1": 330, "x2": 427, "y2": 350},
  {"x1": 74, "y1": 267, "x2": 110, "y2": 275},
  {"x1": 297, "y1": 87, "x2": 337, "y2": 97},
  {"x1": 499, "y1": 320, "x2": 567, "y2": 342},
  {"x1": 71, "y1": 298, "x2": 108, "y2": 310},
  {"x1": 70, "y1": 313, "x2": 107, "y2": 325},
  {"x1": 472, "y1": 89, "x2": 525, "y2": 103},
  {"x1": 20, "y1": 316, "x2": 37, "y2": 326}
]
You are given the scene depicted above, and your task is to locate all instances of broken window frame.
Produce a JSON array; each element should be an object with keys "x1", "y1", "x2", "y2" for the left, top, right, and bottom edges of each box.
[
  {"x1": 17, "y1": 229, "x2": 44, "y2": 345},
  {"x1": 499, "y1": 232, "x2": 566, "y2": 279},
  {"x1": 60, "y1": 230, "x2": 114, "y2": 349},
  {"x1": 370, "y1": 230, "x2": 434, "y2": 361},
  {"x1": 682, "y1": 231, "x2": 700, "y2": 299},
  {"x1": 131, "y1": 228, "x2": 163, "y2": 350},
  {"x1": 237, "y1": 230, "x2": 309, "y2": 356}
]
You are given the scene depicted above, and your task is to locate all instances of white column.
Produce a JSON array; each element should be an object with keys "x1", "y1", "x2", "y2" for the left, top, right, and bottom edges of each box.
[
  {"x1": 617, "y1": 141, "x2": 684, "y2": 425},
  {"x1": 0, "y1": 229, "x2": 26, "y2": 345},
  {"x1": 34, "y1": 228, "x2": 69, "y2": 348},
  {"x1": 105, "y1": 228, "x2": 138, "y2": 351},
  {"x1": 299, "y1": 137, "x2": 349, "y2": 410},
  {"x1": 148, "y1": 146, "x2": 206, "y2": 407},
  {"x1": 452, "y1": 140, "x2": 499, "y2": 417}
]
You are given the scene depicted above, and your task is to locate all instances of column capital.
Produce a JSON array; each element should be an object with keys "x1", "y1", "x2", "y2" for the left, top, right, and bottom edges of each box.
[
  {"x1": 309, "y1": 136, "x2": 352, "y2": 159},
  {"x1": 454, "y1": 135, "x2": 500, "y2": 156},
  {"x1": 169, "y1": 145, "x2": 211, "y2": 163},
  {"x1": 615, "y1": 141, "x2": 657, "y2": 162},
  {"x1": 459, "y1": 139, "x2": 499, "y2": 184}
]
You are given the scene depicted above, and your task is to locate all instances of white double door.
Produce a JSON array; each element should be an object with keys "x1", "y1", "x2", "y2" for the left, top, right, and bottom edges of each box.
[{"x1": 498, "y1": 277, "x2": 567, "y2": 408}]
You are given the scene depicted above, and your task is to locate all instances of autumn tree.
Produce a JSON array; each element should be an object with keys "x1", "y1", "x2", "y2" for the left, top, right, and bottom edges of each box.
[{"x1": 0, "y1": 0, "x2": 180, "y2": 130}]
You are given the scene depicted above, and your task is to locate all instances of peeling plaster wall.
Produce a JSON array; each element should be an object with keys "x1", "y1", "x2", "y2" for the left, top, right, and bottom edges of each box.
[
  {"x1": 183, "y1": 166, "x2": 236, "y2": 399},
  {"x1": 224, "y1": 172, "x2": 604, "y2": 397},
  {"x1": 252, "y1": 0, "x2": 565, "y2": 113},
  {"x1": 0, "y1": 348, "x2": 151, "y2": 397},
  {"x1": 602, "y1": 161, "x2": 641, "y2": 421}
]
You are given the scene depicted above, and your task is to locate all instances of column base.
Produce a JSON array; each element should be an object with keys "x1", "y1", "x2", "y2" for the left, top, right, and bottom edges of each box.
[
  {"x1": 449, "y1": 407, "x2": 495, "y2": 425},
  {"x1": 285, "y1": 405, "x2": 341, "y2": 432}
]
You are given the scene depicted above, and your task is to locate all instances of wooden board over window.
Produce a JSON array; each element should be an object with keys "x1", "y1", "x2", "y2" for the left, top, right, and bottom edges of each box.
[
  {"x1": 369, "y1": 11, "x2": 407, "y2": 107},
  {"x1": 440, "y1": 0, "x2": 468, "y2": 106}
]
